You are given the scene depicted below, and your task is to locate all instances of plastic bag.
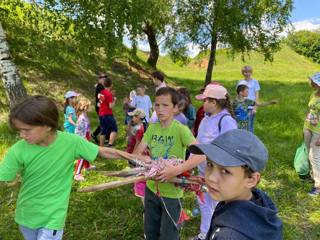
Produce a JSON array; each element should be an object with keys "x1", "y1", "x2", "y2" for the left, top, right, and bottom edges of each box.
[{"x1": 294, "y1": 142, "x2": 310, "y2": 177}]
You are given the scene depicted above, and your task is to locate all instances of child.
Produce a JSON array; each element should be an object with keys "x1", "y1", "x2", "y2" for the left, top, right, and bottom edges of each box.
[
  {"x1": 74, "y1": 97, "x2": 95, "y2": 181},
  {"x1": 189, "y1": 129, "x2": 282, "y2": 240},
  {"x1": 238, "y1": 65, "x2": 260, "y2": 132},
  {"x1": 193, "y1": 84, "x2": 238, "y2": 240},
  {"x1": 130, "y1": 84, "x2": 152, "y2": 124},
  {"x1": 233, "y1": 81, "x2": 278, "y2": 131},
  {"x1": 152, "y1": 71, "x2": 166, "y2": 93},
  {"x1": 98, "y1": 77, "x2": 117, "y2": 147},
  {"x1": 91, "y1": 73, "x2": 107, "y2": 143},
  {"x1": 304, "y1": 72, "x2": 320, "y2": 196},
  {"x1": 0, "y1": 95, "x2": 139, "y2": 240},
  {"x1": 123, "y1": 90, "x2": 136, "y2": 125},
  {"x1": 177, "y1": 87, "x2": 196, "y2": 129},
  {"x1": 126, "y1": 108, "x2": 148, "y2": 202},
  {"x1": 133, "y1": 87, "x2": 206, "y2": 240},
  {"x1": 63, "y1": 91, "x2": 79, "y2": 133}
]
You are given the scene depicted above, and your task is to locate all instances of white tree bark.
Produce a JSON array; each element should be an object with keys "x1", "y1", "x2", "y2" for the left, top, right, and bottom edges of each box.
[{"x1": 0, "y1": 22, "x2": 27, "y2": 108}]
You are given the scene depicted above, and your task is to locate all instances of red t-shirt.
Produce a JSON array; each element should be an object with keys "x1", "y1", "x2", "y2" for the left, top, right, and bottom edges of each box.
[
  {"x1": 99, "y1": 89, "x2": 113, "y2": 116},
  {"x1": 127, "y1": 124, "x2": 145, "y2": 153}
]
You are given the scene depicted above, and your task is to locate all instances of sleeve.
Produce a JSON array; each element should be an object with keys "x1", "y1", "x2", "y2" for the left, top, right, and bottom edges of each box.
[
  {"x1": 0, "y1": 145, "x2": 23, "y2": 181},
  {"x1": 75, "y1": 136, "x2": 99, "y2": 163},
  {"x1": 255, "y1": 80, "x2": 261, "y2": 92},
  {"x1": 148, "y1": 96, "x2": 152, "y2": 110},
  {"x1": 220, "y1": 115, "x2": 238, "y2": 134},
  {"x1": 180, "y1": 124, "x2": 196, "y2": 146},
  {"x1": 142, "y1": 124, "x2": 153, "y2": 145},
  {"x1": 66, "y1": 106, "x2": 75, "y2": 116},
  {"x1": 130, "y1": 96, "x2": 136, "y2": 107}
]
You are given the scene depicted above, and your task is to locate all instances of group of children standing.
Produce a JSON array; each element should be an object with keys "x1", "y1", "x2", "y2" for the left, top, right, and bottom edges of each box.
[{"x1": 0, "y1": 65, "x2": 284, "y2": 240}]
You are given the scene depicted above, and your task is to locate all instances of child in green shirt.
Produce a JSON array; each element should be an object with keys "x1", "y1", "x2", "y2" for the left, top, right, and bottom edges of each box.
[
  {"x1": 134, "y1": 87, "x2": 205, "y2": 240},
  {"x1": 0, "y1": 95, "x2": 139, "y2": 240}
]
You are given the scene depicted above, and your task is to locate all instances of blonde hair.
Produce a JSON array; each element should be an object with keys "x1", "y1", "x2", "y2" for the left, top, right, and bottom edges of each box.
[
  {"x1": 241, "y1": 65, "x2": 253, "y2": 74},
  {"x1": 76, "y1": 97, "x2": 91, "y2": 116}
]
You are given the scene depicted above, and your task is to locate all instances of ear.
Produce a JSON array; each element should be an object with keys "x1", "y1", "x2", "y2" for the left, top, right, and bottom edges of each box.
[{"x1": 245, "y1": 172, "x2": 261, "y2": 188}]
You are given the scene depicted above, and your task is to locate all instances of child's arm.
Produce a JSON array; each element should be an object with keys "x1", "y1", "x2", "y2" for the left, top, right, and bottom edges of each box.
[
  {"x1": 256, "y1": 99, "x2": 278, "y2": 107},
  {"x1": 98, "y1": 146, "x2": 150, "y2": 163},
  {"x1": 68, "y1": 115, "x2": 76, "y2": 126},
  {"x1": 109, "y1": 96, "x2": 117, "y2": 109},
  {"x1": 157, "y1": 140, "x2": 206, "y2": 181}
]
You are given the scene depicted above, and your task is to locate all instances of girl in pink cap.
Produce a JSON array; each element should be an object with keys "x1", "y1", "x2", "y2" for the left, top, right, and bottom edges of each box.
[{"x1": 193, "y1": 84, "x2": 238, "y2": 240}]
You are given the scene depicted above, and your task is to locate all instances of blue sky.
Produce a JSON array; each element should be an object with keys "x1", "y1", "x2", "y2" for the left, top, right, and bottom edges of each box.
[{"x1": 291, "y1": 0, "x2": 320, "y2": 22}]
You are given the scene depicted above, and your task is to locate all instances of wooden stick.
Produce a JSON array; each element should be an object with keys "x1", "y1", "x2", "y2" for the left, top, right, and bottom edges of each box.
[
  {"x1": 78, "y1": 176, "x2": 204, "y2": 193},
  {"x1": 97, "y1": 168, "x2": 146, "y2": 177},
  {"x1": 78, "y1": 176, "x2": 147, "y2": 192}
]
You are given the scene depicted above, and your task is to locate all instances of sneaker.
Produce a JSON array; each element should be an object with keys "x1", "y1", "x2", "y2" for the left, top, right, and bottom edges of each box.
[
  {"x1": 308, "y1": 187, "x2": 320, "y2": 196},
  {"x1": 192, "y1": 233, "x2": 206, "y2": 240},
  {"x1": 74, "y1": 174, "x2": 85, "y2": 181},
  {"x1": 91, "y1": 134, "x2": 99, "y2": 144}
]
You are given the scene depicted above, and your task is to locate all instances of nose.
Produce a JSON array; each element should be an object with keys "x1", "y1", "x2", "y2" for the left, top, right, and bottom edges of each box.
[{"x1": 205, "y1": 167, "x2": 219, "y2": 184}]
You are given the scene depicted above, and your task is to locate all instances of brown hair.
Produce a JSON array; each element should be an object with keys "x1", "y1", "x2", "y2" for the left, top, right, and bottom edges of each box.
[
  {"x1": 155, "y1": 87, "x2": 179, "y2": 106},
  {"x1": 9, "y1": 95, "x2": 59, "y2": 131},
  {"x1": 215, "y1": 94, "x2": 235, "y2": 119}
]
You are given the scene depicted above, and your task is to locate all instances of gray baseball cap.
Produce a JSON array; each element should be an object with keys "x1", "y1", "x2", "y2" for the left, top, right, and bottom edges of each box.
[{"x1": 189, "y1": 129, "x2": 268, "y2": 172}]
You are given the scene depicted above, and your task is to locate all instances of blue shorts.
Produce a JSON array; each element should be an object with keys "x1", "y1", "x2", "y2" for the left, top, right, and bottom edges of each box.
[
  {"x1": 19, "y1": 225, "x2": 63, "y2": 240},
  {"x1": 99, "y1": 115, "x2": 118, "y2": 136}
]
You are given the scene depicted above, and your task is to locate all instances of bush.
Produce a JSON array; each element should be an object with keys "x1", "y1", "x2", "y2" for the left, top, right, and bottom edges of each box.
[{"x1": 286, "y1": 30, "x2": 320, "y2": 63}]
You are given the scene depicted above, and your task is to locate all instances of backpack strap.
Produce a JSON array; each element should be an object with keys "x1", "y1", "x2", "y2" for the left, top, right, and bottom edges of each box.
[{"x1": 218, "y1": 113, "x2": 231, "y2": 133}]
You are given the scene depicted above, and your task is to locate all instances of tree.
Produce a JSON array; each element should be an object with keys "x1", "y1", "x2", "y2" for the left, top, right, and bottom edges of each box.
[
  {"x1": 127, "y1": 0, "x2": 174, "y2": 68},
  {"x1": 170, "y1": 0, "x2": 293, "y2": 86},
  {"x1": 0, "y1": 22, "x2": 27, "y2": 108}
]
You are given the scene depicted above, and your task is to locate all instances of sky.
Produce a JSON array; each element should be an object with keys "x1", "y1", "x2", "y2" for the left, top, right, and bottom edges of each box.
[{"x1": 290, "y1": 0, "x2": 320, "y2": 22}]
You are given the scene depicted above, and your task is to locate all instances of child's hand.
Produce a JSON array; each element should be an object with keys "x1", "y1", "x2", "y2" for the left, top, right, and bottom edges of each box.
[
  {"x1": 316, "y1": 138, "x2": 320, "y2": 146},
  {"x1": 157, "y1": 162, "x2": 179, "y2": 182}
]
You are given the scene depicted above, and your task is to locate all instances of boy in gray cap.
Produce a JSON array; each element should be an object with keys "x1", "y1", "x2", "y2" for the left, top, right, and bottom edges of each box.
[{"x1": 189, "y1": 129, "x2": 282, "y2": 240}]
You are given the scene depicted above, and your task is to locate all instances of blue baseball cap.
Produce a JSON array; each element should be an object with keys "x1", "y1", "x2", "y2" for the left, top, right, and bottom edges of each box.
[
  {"x1": 309, "y1": 72, "x2": 320, "y2": 87},
  {"x1": 189, "y1": 129, "x2": 268, "y2": 172},
  {"x1": 64, "y1": 91, "x2": 79, "y2": 99}
]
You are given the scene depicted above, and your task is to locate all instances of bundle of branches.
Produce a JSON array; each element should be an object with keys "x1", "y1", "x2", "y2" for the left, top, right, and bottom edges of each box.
[{"x1": 78, "y1": 157, "x2": 207, "y2": 197}]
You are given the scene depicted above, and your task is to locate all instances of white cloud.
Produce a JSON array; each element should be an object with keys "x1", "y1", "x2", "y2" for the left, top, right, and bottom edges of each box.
[{"x1": 291, "y1": 18, "x2": 320, "y2": 32}]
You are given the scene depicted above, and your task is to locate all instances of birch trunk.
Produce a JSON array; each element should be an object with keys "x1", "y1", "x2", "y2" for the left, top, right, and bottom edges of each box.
[{"x1": 0, "y1": 22, "x2": 27, "y2": 108}]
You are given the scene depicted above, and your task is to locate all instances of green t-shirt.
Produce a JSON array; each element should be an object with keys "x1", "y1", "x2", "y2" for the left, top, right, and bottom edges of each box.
[
  {"x1": 304, "y1": 93, "x2": 320, "y2": 133},
  {"x1": 0, "y1": 131, "x2": 99, "y2": 230},
  {"x1": 142, "y1": 120, "x2": 195, "y2": 198}
]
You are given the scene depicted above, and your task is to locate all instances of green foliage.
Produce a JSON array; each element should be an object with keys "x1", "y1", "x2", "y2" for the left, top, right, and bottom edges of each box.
[{"x1": 287, "y1": 30, "x2": 320, "y2": 63}]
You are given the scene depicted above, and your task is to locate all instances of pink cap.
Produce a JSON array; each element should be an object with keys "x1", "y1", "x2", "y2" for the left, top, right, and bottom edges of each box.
[{"x1": 196, "y1": 84, "x2": 228, "y2": 100}]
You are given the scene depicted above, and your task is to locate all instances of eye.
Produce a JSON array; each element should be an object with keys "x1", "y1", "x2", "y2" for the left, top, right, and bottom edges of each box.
[
  {"x1": 221, "y1": 168, "x2": 231, "y2": 175},
  {"x1": 207, "y1": 161, "x2": 213, "y2": 168}
]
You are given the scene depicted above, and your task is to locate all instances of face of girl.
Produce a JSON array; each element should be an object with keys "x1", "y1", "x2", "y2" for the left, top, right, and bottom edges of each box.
[
  {"x1": 136, "y1": 87, "x2": 145, "y2": 96},
  {"x1": 205, "y1": 161, "x2": 255, "y2": 202},
  {"x1": 203, "y1": 98, "x2": 218, "y2": 114},
  {"x1": 69, "y1": 97, "x2": 77, "y2": 106},
  {"x1": 13, "y1": 119, "x2": 55, "y2": 146}
]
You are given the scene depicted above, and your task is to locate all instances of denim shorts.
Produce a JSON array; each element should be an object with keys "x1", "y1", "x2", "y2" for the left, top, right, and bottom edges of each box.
[
  {"x1": 99, "y1": 115, "x2": 118, "y2": 135},
  {"x1": 19, "y1": 225, "x2": 63, "y2": 240}
]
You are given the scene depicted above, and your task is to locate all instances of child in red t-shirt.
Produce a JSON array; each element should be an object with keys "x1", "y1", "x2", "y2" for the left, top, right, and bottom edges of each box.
[
  {"x1": 126, "y1": 108, "x2": 148, "y2": 202},
  {"x1": 98, "y1": 77, "x2": 117, "y2": 147}
]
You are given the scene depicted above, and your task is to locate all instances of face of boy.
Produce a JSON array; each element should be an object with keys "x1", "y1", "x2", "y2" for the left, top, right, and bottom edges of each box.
[
  {"x1": 154, "y1": 94, "x2": 177, "y2": 123},
  {"x1": 136, "y1": 87, "x2": 145, "y2": 95},
  {"x1": 240, "y1": 88, "x2": 249, "y2": 97},
  {"x1": 205, "y1": 161, "x2": 259, "y2": 202},
  {"x1": 13, "y1": 119, "x2": 54, "y2": 146},
  {"x1": 242, "y1": 69, "x2": 252, "y2": 79}
]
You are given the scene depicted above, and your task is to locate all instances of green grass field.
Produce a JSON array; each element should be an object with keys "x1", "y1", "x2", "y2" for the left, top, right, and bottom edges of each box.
[{"x1": 1, "y1": 38, "x2": 320, "y2": 240}]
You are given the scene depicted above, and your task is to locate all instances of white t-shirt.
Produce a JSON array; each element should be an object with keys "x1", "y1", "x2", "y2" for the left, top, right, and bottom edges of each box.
[
  {"x1": 131, "y1": 95, "x2": 152, "y2": 122},
  {"x1": 238, "y1": 79, "x2": 260, "y2": 101}
]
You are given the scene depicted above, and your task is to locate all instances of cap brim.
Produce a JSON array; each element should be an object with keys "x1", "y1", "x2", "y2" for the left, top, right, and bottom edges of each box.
[
  {"x1": 189, "y1": 143, "x2": 246, "y2": 167},
  {"x1": 195, "y1": 94, "x2": 206, "y2": 100}
]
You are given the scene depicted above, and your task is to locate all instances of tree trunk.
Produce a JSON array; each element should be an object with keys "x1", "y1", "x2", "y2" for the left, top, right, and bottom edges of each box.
[
  {"x1": 0, "y1": 22, "x2": 27, "y2": 108},
  {"x1": 143, "y1": 22, "x2": 159, "y2": 68},
  {"x1": 204, "y1": 33, "x2": 218, "y2": 87}
]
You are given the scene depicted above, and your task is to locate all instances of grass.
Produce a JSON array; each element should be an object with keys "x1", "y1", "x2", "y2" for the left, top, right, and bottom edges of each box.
[{"x1": 1, "y1": 27, "x2": 320, "y2": 239}]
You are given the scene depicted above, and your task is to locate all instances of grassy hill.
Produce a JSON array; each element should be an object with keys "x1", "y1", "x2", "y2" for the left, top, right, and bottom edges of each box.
[{"x1": 1, "y1": 30, "x2": 320, "y2": 240}]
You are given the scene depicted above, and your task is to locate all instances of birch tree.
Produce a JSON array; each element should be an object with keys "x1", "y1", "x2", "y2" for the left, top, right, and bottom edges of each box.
[{"x1": 0, "y1": 22, "x2": 27, "y2": 108}]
